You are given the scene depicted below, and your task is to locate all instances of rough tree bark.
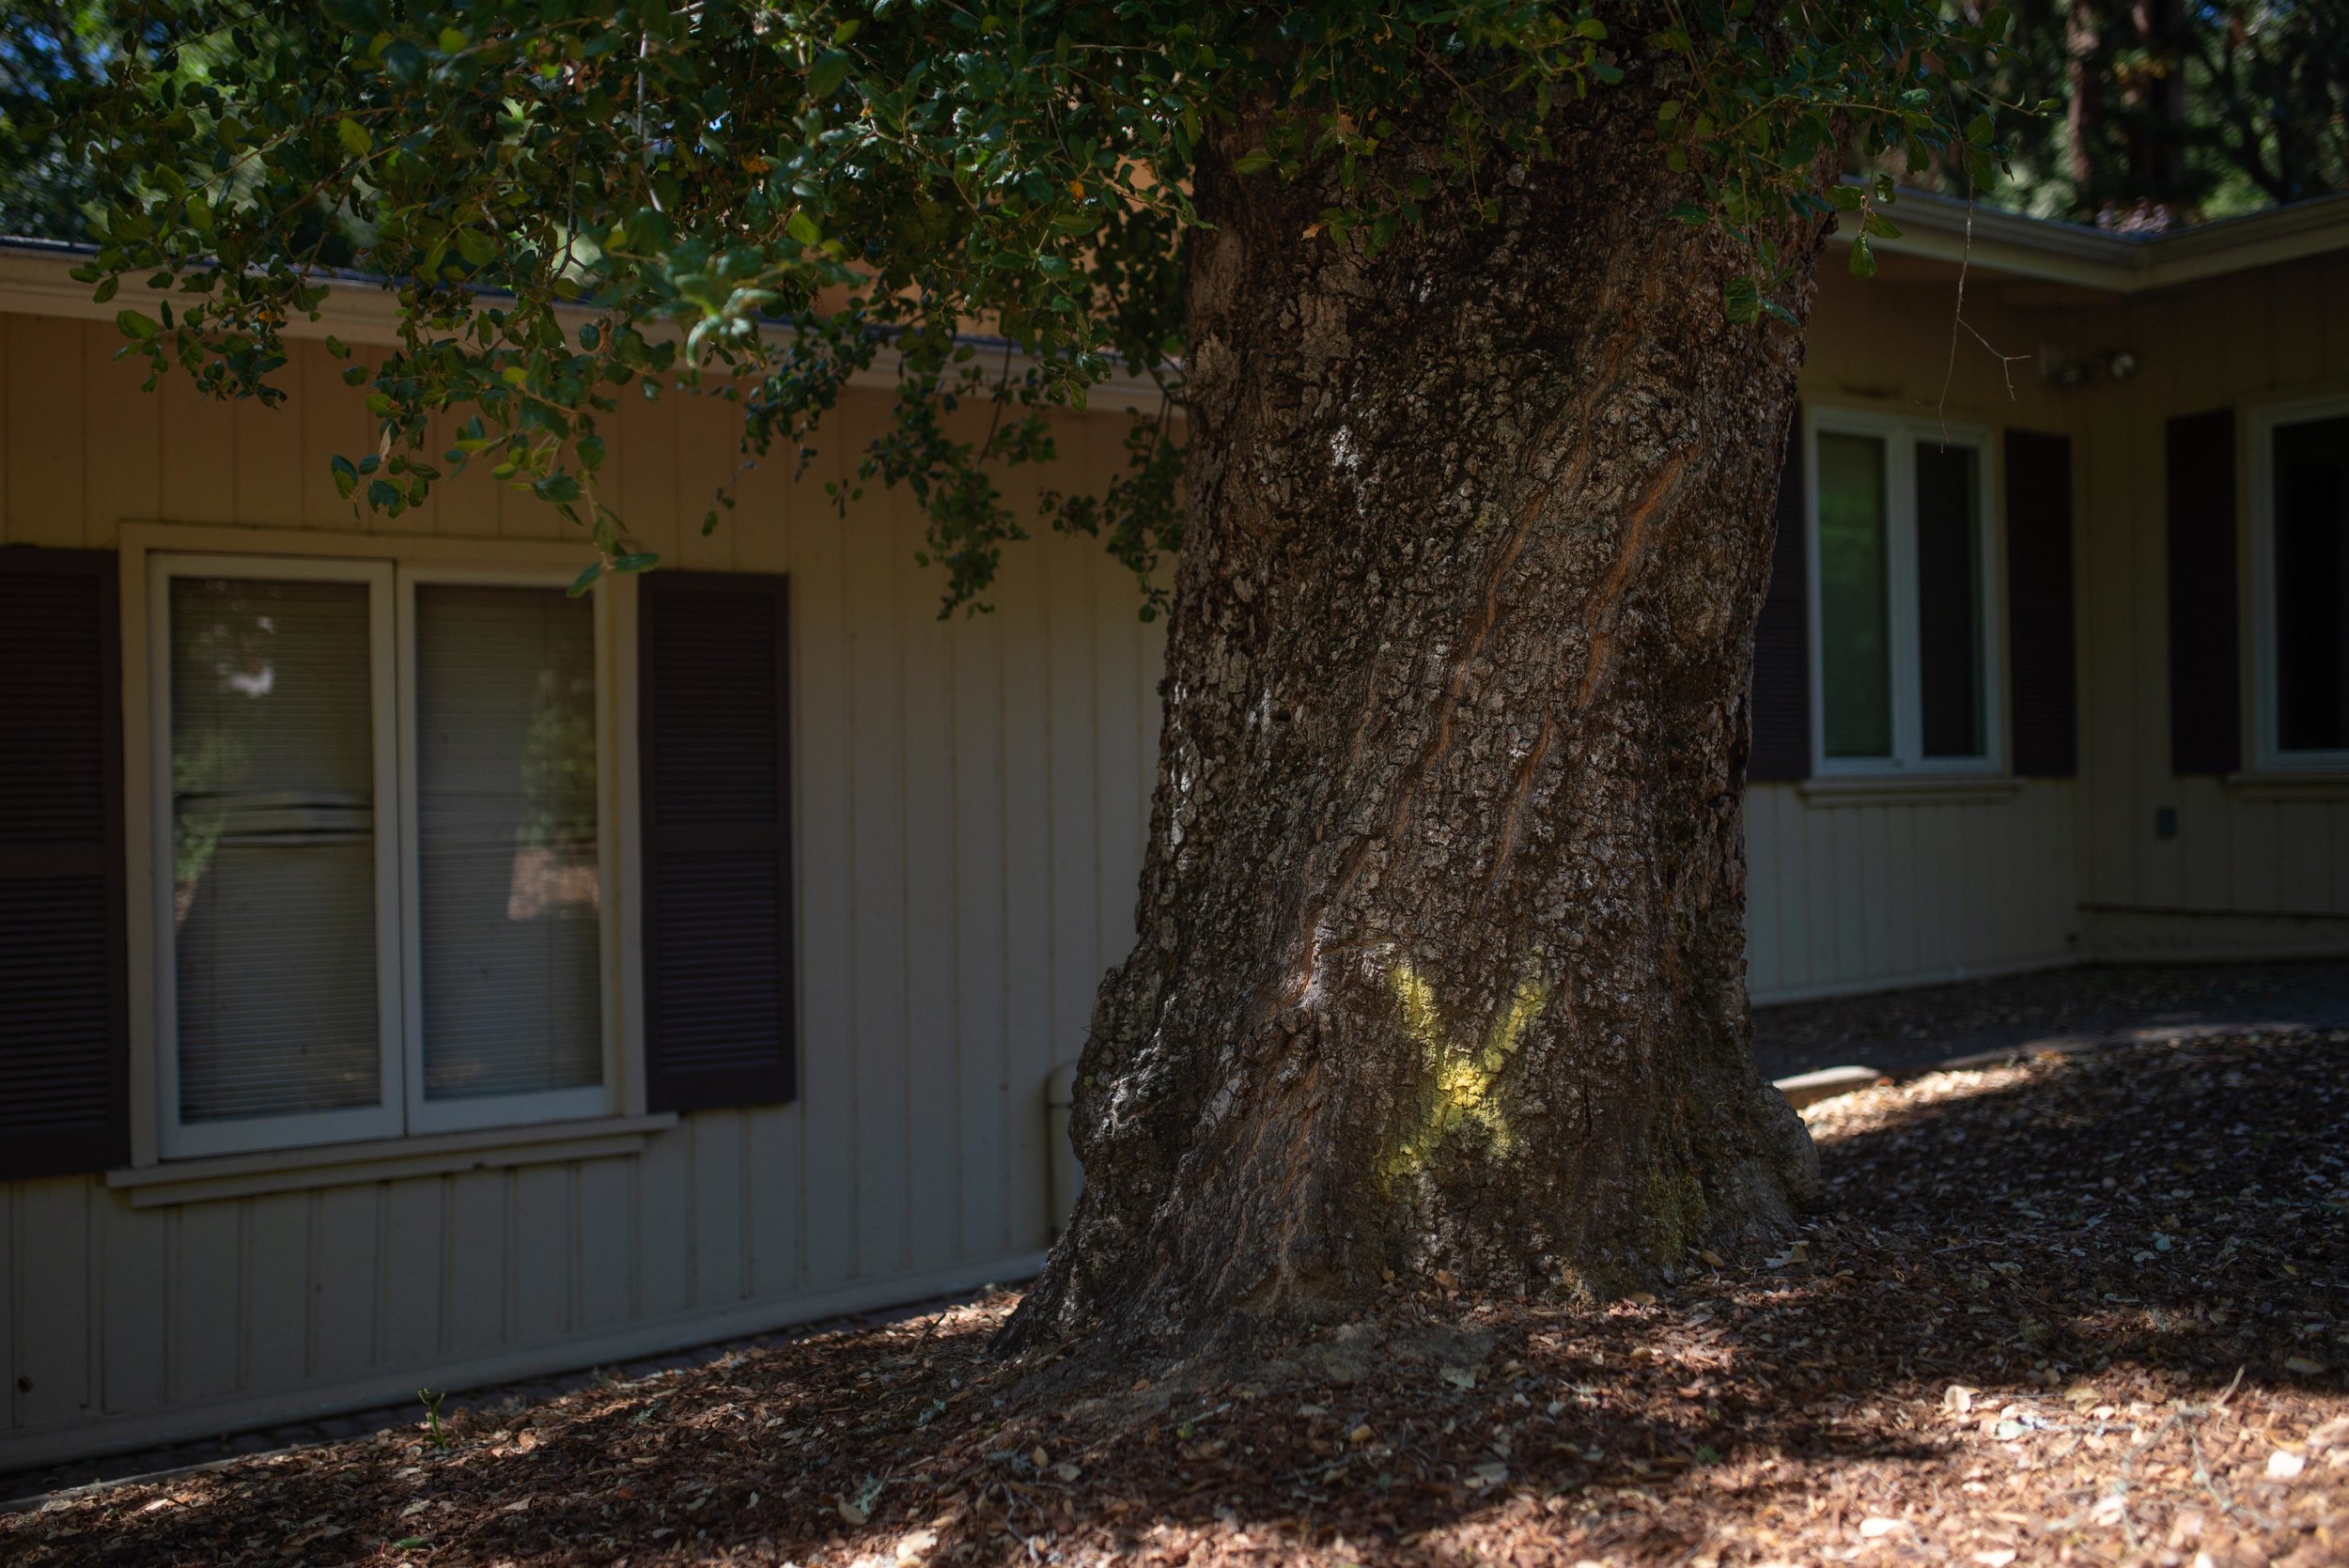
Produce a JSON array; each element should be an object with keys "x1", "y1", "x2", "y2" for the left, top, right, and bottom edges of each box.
[{"x1": 1003, "y1": 85, "x2": 1826, "y2": 1354}]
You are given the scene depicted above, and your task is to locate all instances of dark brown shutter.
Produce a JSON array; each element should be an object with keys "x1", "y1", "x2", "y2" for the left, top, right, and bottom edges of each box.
[
  {"x1": 2166, "y1": 409, "x2": 2242, "y2": 775},
  {"x1": 2005, "y1": 428, "x2": 2077, "y2": 777},
  {"x1": 1748, "y1": 406, "x2": 1812, "y2": 782},
  {"x1": 0, "y1": 546, "x2": 128, "y2": 1179},
  {"x1": 638, "y1": 571, "x2": 797, "y2": 1111}
]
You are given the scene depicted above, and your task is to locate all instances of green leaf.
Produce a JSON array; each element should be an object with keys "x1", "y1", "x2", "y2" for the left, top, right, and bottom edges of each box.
[
  {"x1": 567, "y1": 561, "x2": 603, "y2": 597},
  {"x1": 336, "y1": 116, "x2": 373, "y2": 158},
  {"x1": 91, "y1": 275, "x2": 117, "y2": 304},
  {"x1": 613, "y1": 551, "x2": 661, "y2": 572},
  {"x1": 1848, "y1": 234, "x2": 1877, "y2": 279},
  {"x1": 1232, "y1": 150, "x2": 1276, "y2": 175},
  {"x1": 1859, "y1": 211, "x2": 1904, "y2": 240},
  {"x1": 1722, "y1": 274, "x2": 1761, "y2": 326},
  {"x1": 115, "y1": 308, "x2": 159, "y2": 340},
  {"x1": 331, "y1": 455, "x2": 359, "y2": 499},
  {"x1": 808, "y1": 51, "x2": 852, "y2": 99},
  {"x1": 1826, "y1": 184, "x2": 1864, "y2": 211},
  {"x1": 786, "y1": 209, "x2": 823, "y2": 246}
]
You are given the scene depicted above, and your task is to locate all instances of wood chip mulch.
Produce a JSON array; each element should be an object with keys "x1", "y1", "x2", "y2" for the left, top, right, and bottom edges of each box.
[{"x1": 8, "y1": 1027, "x2": 2345, "y2": 1567}]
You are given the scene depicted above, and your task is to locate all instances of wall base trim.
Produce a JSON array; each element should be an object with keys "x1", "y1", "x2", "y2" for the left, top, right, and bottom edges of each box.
[
  {"x1": 0, "y1": 1250, "x2": 1049, "y2": 1478},
  {"x1": 1750, "y1": 948, "x2": 2079, "y2": 1009}
]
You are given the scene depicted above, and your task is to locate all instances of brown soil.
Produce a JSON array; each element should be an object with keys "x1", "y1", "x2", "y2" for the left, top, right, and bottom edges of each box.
[{"x1": 8, "y1": 1027, "x2": 2345, "y2": 1567}]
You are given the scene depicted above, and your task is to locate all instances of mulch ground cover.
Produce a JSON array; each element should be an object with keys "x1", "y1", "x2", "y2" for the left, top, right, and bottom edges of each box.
[{"x1": 8, "y1": 1027, "x2": 2346, "y2": 1567}]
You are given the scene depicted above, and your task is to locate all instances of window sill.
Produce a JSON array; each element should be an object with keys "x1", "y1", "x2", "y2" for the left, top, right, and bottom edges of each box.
[
  {"x1": 106, "y1": 1113, "x2": 679, "y2": 1209},
  {"x1": 1797, "y1": 774, "x2": 2024, "y2": 807},
  {"x1": 2224, "y1": 771, "x2": 2349, "y2": 801}
]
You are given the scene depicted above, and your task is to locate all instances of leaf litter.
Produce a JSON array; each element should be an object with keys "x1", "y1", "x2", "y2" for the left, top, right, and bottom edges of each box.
[{"x1": 5, "y1": 1026, "x2": 2344, "y2": 1566}]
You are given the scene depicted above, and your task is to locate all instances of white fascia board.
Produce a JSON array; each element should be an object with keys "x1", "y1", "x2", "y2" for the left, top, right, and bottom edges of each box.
[
  {"x1": 0, "y1": 239, "x2": 1173, "y2": 410},
  {"x1": 1827, "y1": 184, "x2": 2349, "y2": 293}
]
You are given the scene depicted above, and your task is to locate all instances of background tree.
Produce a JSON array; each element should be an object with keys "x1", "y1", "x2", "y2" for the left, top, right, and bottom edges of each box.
[
  {"x1": 1915, "y1": 0, "x2": 2349, "y2": 227},
  {"x1": 70, "y1": 0, "x2": 2012, "y2": 1352}
]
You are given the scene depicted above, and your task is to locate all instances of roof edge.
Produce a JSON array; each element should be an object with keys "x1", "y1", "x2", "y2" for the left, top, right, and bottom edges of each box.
[
  {"x1": 1829, "y1": 184, "x2": 2349, "y2": 291},
  {"x1": 0, "y1": 241, "x2": 1176, "y2": 410}
]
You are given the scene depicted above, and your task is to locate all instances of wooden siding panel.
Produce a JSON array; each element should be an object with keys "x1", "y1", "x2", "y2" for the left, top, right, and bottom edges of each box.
[
  {"x1": 6, "y1": 316, "x2": 84, "y2": 545},
  {"x1": 172, "y1": 1202, "x2": 241, "y2": 1405},
  {"x1": 575, "y1": 1157, "x2": 638, "y2": 1328},
  {"x1": 84, "y1": 325, "x2": 159, "y2": 546},
  {"x1": 791, "y1": 483, "x2": 857, "y2": 1292},
  {"x1": 847, "y1": 479, "x2": 910, "y2": 1281},
  {"x1": 378, "y1": 1178, "x2": 444, "y2": 1368},
  {"x1": 15, "y1": 1181, "x2": 93, "y2": 1430},
  {"x1": 743, "y1": 1104, "x2": 802, "y2": 1298},
  {"x1": 690, "y1": 1113, "x2": 749, "y2": 1309},
  {"x1": 241, "y1": 1194, "x2": 311, "y2": 1389},
  {"x1": 442, "y1": 1172, "x2": 509, "y2": 1357},
  {"x1": 512, "y1": 1164, "x2": 575, "y2": 1343},
  {"x1": 100, "y1": 1198, "x2": 168, "y2": 1416},
  {"x1": 996, "y1": 543, "x2": 1057, "y2": 1250},
  {"x1": 633, "y1": 1128, "x2": 692, "y2": 1320},
  {"x1": 902, "y1": 566, "x2": 963, "y2": 1273},
  {"x1": 952, "y1": 604, "x2": 1011, "y2": 1258},
  {"x1": 310, "y1": 1186, "x2": 380, "y2": 1385}
]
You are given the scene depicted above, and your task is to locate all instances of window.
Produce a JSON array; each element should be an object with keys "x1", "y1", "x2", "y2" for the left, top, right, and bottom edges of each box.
[
  {"x1": 1809, "y1": 412, "x2": 2000, "y2": 775},
  {"x1": 2252, "y1": 398, "x2": 2349, "y2": 769},
  {"x1": 153, "y1": 557, "x2": 609, "y2": 1157}
]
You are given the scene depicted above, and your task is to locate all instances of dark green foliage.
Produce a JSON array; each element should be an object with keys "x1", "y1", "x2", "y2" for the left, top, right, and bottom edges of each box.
[
  {"x1": 61, "y1": 3, "x2": 2013, "y2": 611},
  {"x1": 1929, "y1": 0, "x2": 2348, "y2": 225}
]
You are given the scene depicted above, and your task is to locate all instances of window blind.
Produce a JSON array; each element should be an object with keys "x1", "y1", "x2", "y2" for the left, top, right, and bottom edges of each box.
[
  {"x1": 413, "y1": 584, "x2": 602, "y2": 1100},
  {"x1": 1816, "y1": 431, "x2": 1892, "y2": 759},
  {"x1": 170, "y1": 577, "x2": 381, "y2": 1124}
]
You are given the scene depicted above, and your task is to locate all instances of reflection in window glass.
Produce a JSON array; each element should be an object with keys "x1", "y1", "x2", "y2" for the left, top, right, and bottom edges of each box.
[
  {"x1": 414, "y1": 585, "x2": 602, "y2": 1100},
  {"x1": 1916, "y1": 442, "x2": 1985, "y2": 757},
  {"x1": 1817, "y1": 432, "x2": 1891, "y2": 758},
  {"x1": 170, "y1": 578, "x2": 381, "y2": 1123},
  {"x1": 2274, "y1": 415, "x2": 2349, "y2": 753}
]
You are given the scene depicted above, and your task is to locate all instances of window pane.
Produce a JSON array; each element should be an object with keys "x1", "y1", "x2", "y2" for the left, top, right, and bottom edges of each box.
[
  {"x1": 415, "y1": 585, "x2": 602, "y2": 1101},
  {"x1": 1817, "y1": 432, "x2": 1892, "y2": 757},
  {"x1": 1915, "y1": 442, "x2": 1986, "y2": 757},
  {"x1": 171, "y1": 578, "x2": 381, "y2": 1123},
  {"x1": 2275, "y1": 415, "x2": 2349, "y2": 753}
]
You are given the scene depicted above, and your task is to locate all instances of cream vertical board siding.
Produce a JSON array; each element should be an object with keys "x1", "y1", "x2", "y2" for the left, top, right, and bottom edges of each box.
[
  {"x1": 2073, "y1": 250, "x2": 2349, "y2": 951},
  {"x1": 0, "y1": 317, "x2": 1159, "y2": 1467}
]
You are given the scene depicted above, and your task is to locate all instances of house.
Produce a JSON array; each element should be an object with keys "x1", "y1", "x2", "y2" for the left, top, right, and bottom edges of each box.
[{"x1": 3, "y1": 190, "x2": 2346, "y2": 1471}]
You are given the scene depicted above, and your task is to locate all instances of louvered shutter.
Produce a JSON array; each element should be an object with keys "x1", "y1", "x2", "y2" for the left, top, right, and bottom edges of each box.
[
  {"x1": 2166, "y1": 410, "x2": 2242, "y2": 775},
  {"x1": 0, "y1": 547, "x2": 128, "y2": 1178},
  {"x1": 2005, "y1": 429, "x2": 2078, "y2": 777},
  {"x1": 1748, "y1": 406, "x2": 1812, "y2": 783},
  {"x1": 638, "y1": 572, "x2": 797, "y2": 1111}
]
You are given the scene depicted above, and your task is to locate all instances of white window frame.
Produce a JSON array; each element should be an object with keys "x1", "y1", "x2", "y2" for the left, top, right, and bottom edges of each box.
[
  {"x1": 1806, "y1": 407, "x2": 2004, "y2": 779},
  {"x1": 2248, "y1": 394, "x2": 2349, "y2": 774},
  {"x1": 150, "y1": 553, "x2": 614, "y2": 1157}
]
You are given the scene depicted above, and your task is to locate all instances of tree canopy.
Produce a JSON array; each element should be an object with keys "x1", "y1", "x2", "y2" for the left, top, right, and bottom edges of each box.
[
  {"x1": 43, "y1": 1, "x2": 2022, "y2": 612},
  {"x1": 1941, "y1": 0, "x2": 2349, "y2": 227}
]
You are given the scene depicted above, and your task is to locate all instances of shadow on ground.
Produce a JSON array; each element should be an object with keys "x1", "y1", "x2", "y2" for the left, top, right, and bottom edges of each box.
[{"x1": 8, "y1": 1028, "x2": 2345, "y2": 1566}]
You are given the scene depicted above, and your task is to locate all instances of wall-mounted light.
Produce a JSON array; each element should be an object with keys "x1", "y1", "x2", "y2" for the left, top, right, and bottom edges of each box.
[{"x1": 2039, "y1": 345, "x2": 2140, "y2": 388}]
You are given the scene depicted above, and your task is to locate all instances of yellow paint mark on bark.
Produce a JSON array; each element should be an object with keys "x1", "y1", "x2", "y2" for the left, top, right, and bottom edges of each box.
[{"x1": 1381, "y1": 959, "x2": 1549, "y2": 1185}]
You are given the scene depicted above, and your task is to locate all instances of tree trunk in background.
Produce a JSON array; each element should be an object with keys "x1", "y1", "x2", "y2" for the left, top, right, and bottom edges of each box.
[{"x1": 1003, "y1": 87, "x2": 1824, "y2": 1354}]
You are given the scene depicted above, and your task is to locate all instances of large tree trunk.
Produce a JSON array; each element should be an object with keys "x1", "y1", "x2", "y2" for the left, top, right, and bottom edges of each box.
[{"x1": 1004, "y1": 88, "x2": 1826, "y2": 1354}]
